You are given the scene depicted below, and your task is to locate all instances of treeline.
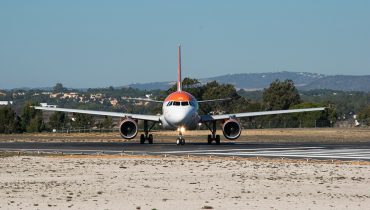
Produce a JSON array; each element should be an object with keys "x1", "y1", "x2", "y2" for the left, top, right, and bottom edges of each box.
[
  {"x1": 48, "y1": 112, "x2": 114, "y2": 131},
  {"x1": 0, "y1": 83, "x2": 160, "y2": 115},
  {"x1": 238, "y1": 88, "x2": 370, "y2": 120},
  {"x1": 0, "y1": 103, "x2": 115, "y2": 134},
  {"x1": 0, "y1": 102, "x2": 44, "y2": 134}
]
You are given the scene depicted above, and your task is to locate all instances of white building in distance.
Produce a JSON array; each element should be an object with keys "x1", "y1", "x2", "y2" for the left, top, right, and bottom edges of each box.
[{"x1": 0, "y1": 101, "x2": 13, "y2": 106}]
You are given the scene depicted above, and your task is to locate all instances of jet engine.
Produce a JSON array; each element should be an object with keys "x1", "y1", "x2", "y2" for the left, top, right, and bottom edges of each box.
[
  {"x1": 222, "y1": 119, "x2": 241, "y2": 140},
  {"x1": 119, "y1": 119, "x2": 138, "y2": 139}
]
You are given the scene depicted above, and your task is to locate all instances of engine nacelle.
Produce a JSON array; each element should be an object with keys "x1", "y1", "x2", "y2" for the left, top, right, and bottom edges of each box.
[
  {"x1": 119, "y1": 119, "x2": 138, "y2": 139},
  {"x1": 222, "y1": 119, "x2": 242, "y2": 140}
]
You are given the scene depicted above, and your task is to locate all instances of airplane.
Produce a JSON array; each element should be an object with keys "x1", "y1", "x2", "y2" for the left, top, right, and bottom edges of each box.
[{"x1": 34, "y1": 46, "x2": 325, "y2": 145}]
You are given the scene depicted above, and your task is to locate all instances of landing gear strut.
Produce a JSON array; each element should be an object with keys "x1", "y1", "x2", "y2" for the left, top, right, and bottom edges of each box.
[
  {"x1": 140, "y1": 120, "x2": 156, "y2": 144},
  {"x1": 205, "y1": 121, "x2": 221, "y2": 145},
  {"x1": 176, "y1": 131, "x2": 185, "y2": 146}
]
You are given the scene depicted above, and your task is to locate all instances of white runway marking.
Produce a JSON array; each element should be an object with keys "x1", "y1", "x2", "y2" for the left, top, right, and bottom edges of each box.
[
  {"x1": 158, "y1": 147, "x2": 370, "y2": 160},
  {"x1": 1, "y1": 144, "x2": 370, "y2": 160},
  {"x1": 160, "y1": 146, "x2": 324, "y2": 154}
]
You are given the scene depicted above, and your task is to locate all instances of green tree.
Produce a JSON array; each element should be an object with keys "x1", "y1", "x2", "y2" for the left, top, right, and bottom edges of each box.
[
  {"x1": 201, "y1": 81, "x2": 248, "y2": 114},
  {"x1": 168, "y1": 77, "x2": 204, "y2": 99},
  {"x1": 262, "y1": 79, "x2": 301, "y2": 110},
  {"x1": 53, "y1": 83, "x2": 66, "y2": 93},
  {"x1": 21, "y1": 102, "x2": 44, "y2": 132},
  {"x1": 13, "y1": 116, "x2": 22, "y2": 133},
  {"x1": 0, "y1": 106, "x2": 19, "y2": 133},
  {"x1": 48, "y1": 112, "x2": 69, "y2": 129},
  {"x1": 26, "y1": 115, "x2": 45, "y2": 132},
  {"x1": 358, "y1": 105, "x2": 370, "y2": 125},
  {"x1": 290, "y1": 102, "x2": 335, "y2": 127},
  {"x1": 254, "y1": 80, "x2": 302, "y2": 128},
  {"x1": 71, "y1": 113, "x2": 95, "y2": 128},
  {"x1": 102, "y1": 116, "x2": 113, "y2": 129}
]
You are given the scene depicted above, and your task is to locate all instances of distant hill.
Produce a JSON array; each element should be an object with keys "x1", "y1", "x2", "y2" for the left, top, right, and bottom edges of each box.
[
  {"x1": 126, "y1": 81, "x2": 176, "y2": 91},
  {"x1": 128, "y1": 71, "x2": 370, "y2": 92},
  {"x1": 202, "y1": 71, "x2": 325, "y2": 90},
  {"x1": 299, "y1": 75, "x2": 370, "y2": 92}
]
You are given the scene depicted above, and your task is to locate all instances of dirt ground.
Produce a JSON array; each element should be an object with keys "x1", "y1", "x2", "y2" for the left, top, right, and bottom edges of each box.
[
  {"x1": 0, "y1": 155, "x2": 369, "y2": 210},
  {"x1": 0, "y1": 128, "x2": 369, "y2": 143}
]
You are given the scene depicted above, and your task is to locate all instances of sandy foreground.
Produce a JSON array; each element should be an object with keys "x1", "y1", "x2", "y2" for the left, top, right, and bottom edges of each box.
[{"x1": 0, "y1": 156, "x2": 369, "y2": 210}]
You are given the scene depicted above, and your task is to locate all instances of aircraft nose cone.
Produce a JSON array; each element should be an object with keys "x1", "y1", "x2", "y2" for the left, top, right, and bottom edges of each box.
[
  {"x1": 168, "y1": 108, "x2": 192, "y2": 126},
  {"x1": 174, "y1": 112, "x2": 188, "y2": 124}
]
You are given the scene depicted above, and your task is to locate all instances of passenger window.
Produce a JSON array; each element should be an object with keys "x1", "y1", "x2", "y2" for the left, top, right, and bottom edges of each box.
[
  {"x1": 181, "y1": 101, "x2": 189, "y2": 106},
  {"x1": 173, "y1": 101, "x2": 180, "y2": 106}
]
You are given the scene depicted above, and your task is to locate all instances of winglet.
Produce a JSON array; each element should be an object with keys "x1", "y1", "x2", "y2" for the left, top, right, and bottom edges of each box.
[{"x1": 177, "y1": 45, "x2": 182, "y2": 92}]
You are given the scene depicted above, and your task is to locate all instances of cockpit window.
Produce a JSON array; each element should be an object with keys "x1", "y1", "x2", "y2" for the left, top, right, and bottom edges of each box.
[
  {"x1": 181, "y1": 101, "x2": 189, "y2": 106},
  {"x1": 168, "y1": 101, "x2": 194, "y2": 106}
]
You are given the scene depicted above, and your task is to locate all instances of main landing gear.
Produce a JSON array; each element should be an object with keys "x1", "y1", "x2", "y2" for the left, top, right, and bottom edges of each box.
[
  {"x1": 140, "y1": 120, "x2": 156, "y2": 144},
  {"x1": 205, "y1": 121, "x2": 221, "y2": 145},
  {"x1": 140, "y1": 133, "x2": 153, "y2": 144}
]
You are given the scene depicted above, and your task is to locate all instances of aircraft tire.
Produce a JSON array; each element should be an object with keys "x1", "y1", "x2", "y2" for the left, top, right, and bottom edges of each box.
[
  {"x1": 207, "y1": 135, "x2": 212, "y2": 144},
  {"x1": 148, "y1": 134, "x2": 153, "y2": 144},
  {"x1": 140, "y1": 134, "x2": 145, "y2": 144},
  {"x1": 215, "y1": 135, "x2": 221, "y2": 145}
]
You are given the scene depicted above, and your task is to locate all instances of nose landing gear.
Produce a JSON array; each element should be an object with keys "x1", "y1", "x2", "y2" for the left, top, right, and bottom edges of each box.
[
  {"x1": 176, "y1": 130, "x2": 185, "y2": 146},
  {"x1": 176, "y1": 136, "x2": 185, "y2": 145}
]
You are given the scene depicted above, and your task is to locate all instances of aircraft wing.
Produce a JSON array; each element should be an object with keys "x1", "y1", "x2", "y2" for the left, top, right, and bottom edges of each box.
[
  {"x1": 123, "y1": 98, "x2": 163, "y2": 103},
  {"x1": 198, "y1": 98, "x2": 232, "y2": 103},
  {"x1": 200, "y1": 107, "x2": 325, "y2": 122},
  {"x1": 34, "y1": 106, "x2": 161, "y2": 122}
]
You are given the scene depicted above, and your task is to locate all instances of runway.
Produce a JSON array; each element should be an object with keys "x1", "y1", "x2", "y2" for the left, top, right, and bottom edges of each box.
[{"x1": 1, "y1": 141, "x2": 370, "y2": 161}]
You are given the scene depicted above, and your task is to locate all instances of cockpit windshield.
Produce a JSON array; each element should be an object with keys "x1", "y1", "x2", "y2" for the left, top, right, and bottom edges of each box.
[{"x1": 167, "y1": 101, "x2": 193, "y2": 106}]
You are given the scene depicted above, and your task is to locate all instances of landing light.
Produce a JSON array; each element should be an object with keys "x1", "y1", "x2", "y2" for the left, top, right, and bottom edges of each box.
[{"x1": 177, "y1": 126, "x2": 186, "y2": 133}]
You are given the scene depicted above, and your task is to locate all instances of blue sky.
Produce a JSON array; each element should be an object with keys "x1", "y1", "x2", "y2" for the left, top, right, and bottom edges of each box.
[{"x1": 1, "y1": 0, "x2": 369, "y2": 88}]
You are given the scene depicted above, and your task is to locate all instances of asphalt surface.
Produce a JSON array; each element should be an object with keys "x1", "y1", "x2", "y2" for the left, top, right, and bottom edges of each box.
[{"x1": 1, "y1": 141, "x2": 370, "y2": 161}]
